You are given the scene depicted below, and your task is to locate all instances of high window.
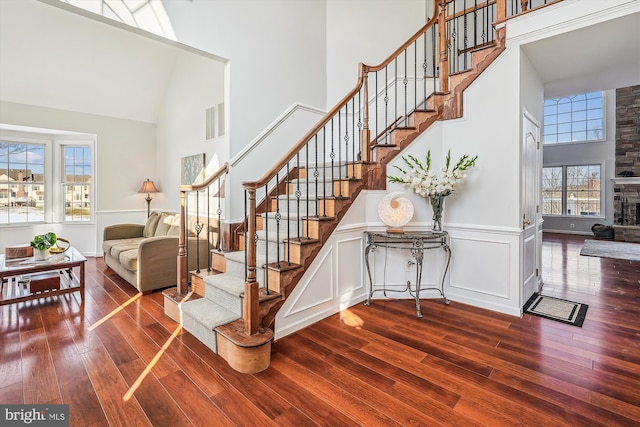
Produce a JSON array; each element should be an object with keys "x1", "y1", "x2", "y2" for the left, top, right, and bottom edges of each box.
[
  {"x1": 542, "y1": 165, "x2": 601, "y2": 216},
  {"x1": 59, "y1": 0, "x2": 176, "y2": 40},
  {"x1": 0, "y1": 134, "x2": 94, "y2": 225},
  {"x1": 543, "y1": 92, "x2": 604, "y2": 144}
]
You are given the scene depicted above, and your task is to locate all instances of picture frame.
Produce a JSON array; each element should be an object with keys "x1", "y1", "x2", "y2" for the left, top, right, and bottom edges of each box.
[{"x1": 181, "y1": 153, "x2": 206, "y2": 185}]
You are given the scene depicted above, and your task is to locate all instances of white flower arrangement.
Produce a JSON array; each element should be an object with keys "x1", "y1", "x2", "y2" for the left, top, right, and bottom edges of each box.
[{"x1": 387, "y1": 149, "x2": 477, "y2": 198}]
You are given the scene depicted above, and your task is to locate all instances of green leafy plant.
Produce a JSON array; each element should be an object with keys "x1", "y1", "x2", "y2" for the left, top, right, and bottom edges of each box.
[{"x1": 30, "y1": 232, "x2": 57, "y2": 251}]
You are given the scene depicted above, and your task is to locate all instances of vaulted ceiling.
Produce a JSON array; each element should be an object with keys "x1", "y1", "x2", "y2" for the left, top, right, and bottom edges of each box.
[{"x1": 0, "y1": 0, "x2": 220, "y2": 124}]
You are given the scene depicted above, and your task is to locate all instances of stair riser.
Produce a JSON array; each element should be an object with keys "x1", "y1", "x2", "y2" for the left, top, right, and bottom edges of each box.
[
  {"x1": 182, "y1": 314, "x2": 219, "y2": 353},
  {"x1": 287, "y1": 180, "x2": 334, "y2": 197},
  {"x1": 262, "y1": 216, "x2": 305, "y2": 236},
  {"x1": 271, "y1": 197, "x2": 319, "y2": 216},
  {"x1": 204, "y1": 281, "x2": 243, "y2": 314},
  {"x1": 300, "y1": 163, "x2": 362, "y2": 180},
  {"x1": 225, "y1": 256, "x2": 266, "y2": 285}
]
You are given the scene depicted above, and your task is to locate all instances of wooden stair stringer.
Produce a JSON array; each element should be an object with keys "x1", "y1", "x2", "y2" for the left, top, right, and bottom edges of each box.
[
  {"x1": 259, "y1": 178, "x2": 369, "y2": 330},
  {"x1": 441, "y1": 27, "x2": 506, "y2": 120},
  {"x1": 203, "y1": 28, "x2": 509, "y2": 358}
]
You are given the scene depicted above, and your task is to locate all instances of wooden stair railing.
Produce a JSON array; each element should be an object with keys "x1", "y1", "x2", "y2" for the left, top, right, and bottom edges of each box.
[
  {"x1": 172, "y1": 0, "x2": 565, "y2": 371},
  {"x1": 177, "y1": 162, "x2": 229, "y2": 295}
]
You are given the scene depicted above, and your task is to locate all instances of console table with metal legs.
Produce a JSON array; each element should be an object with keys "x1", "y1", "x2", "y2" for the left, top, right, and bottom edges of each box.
[{"x1": 364, "y1": 231, "x2": 451, "y2": 318}]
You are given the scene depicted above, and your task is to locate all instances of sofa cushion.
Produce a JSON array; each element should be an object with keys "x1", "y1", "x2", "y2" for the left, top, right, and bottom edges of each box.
[
  {"x1": 103, "y1": 237, "x2": 145, "y2": 258},
  {"x1": 118, "y1": 249, "x2": 138, "y2": 271},
  {"x1": 143, "y1": 212, "x2": 161, "y2": 237},
  {"x1": 154, "y1": 213, "x2": 175, "y2": 236}
]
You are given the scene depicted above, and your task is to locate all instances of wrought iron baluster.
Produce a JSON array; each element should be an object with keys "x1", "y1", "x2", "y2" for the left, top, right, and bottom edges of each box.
[
  {"x1": 322, "y1": 127, "x2": 327, "y2": 217},
  {"x1": 473, "y1": 0, "x2": 478, "y2": 49},
  {"x1": 264, "y1": 185, "x2": 269, "y2": 294},
  {"x1": 275, "y1": 172, "x2": 280, "y2": 268},
  {"x1": 464, "y1": 0, "x2": 468, "y2": 70},
  {"x1": 404, "y1": 48, "x2": 408, "y2": 126},
  {"x1": 394, "y1": 59, "x2": 398, "y2": 136},
  {"x1": 357, "y1": 90, "x2": 363, "y2": 163},
  {"x1": 351, "y1": 97, "x2": 356, "y2": 178},
  {"x1": 286, "y1": 163, "x2": 291, "y2": 265},
  {"x1": 314, "y1": 134, "x2": 319, "y2": 217},
  {"x1": 433, "y1": 23, "x2": 437, "y2": 94},
  {"x1": 216, "y1": 177, "x2": 222, "y2": 253},
  {"x1": 423, "y1": 31, "x2": 427, "y2": 109},
  {"x1": 296, "y1": 153, "x2": 301, "y2": 241},
  {"x1": 384, "y1": 65, "x2": 389, "y2": 145},
  {"x1": 330, "y1": 118, "x2": 335, "y2": 197},
  {"x1": 338, "y1": 111, "x2": 343, "y2": 197},
  {"x1": 344, "y1": 104, "x2": 349, "y2": 179},
  {"x1": 305, "y1": 143, "x2": 310, "y2": 240},
  {"x1": 375, "y1": 72, "x2": 378, "y2": 145},
  {"x1": 414, "y1": 40, "x2": 417, "y2": 113}
]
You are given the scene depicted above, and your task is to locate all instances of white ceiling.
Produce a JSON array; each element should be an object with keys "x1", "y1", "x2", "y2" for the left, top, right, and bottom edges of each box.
[
  {"x1": 0, "y1": 0, "x2": 213, "y2": 124},
  {"x1": 522, "y1": 11, "x2": 640, "y2": 98},
  {"x1": 0, "y1": 1, "x2": 637, "y2": 124}
]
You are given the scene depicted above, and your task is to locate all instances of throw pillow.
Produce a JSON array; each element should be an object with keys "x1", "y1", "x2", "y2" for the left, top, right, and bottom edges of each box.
[
  {"x1": 154, "y1": 213, "x2": 173, "y2": 236},
  {"x1": 142, "y1": 212, "x2": 161, "y2": 237}
]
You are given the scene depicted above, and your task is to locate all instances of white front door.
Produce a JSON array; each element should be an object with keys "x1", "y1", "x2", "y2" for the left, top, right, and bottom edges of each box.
[{"x1": 522, "y1": 110, "x2": 541, "y2": 306}]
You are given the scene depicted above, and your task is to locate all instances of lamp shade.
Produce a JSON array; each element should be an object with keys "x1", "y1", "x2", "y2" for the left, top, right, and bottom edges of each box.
[
  {"x1": 138, "y1": 179, "x2": 159, "y2": 194},
  {"x1": 378, "y1": 192, "x2": 414, "y2": 232}
]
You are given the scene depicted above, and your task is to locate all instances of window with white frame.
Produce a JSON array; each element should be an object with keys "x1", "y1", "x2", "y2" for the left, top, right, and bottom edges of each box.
[
  {"x1": 543, "y1": 92, "x2": 604, "y2": 144},
  {"x1": 542, "y1": 165, "x2": 601, "y2": 216},
  {"x1": 0, "y1": 134, "x2": 94, "y2": 225},
  {"x1": 0, "y1": 141, "x2": 45, "y2": 223},
  {"x1": 63, "y1": 145, "x2": 93, "y2": 222}
]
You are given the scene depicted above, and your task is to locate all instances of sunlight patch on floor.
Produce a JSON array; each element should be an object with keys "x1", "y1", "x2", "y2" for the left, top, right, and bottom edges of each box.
[
  {"x1": 88, "y1": 292, "x2": 142, "y2": 331},
  {"x1": 123, "y1": 324, "x2": 182, "y2": 402}
]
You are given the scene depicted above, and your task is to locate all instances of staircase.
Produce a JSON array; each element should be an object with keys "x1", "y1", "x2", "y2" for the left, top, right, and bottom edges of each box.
[{"x1": 173, "y1": 0, "x2": 562, "y2": 373}]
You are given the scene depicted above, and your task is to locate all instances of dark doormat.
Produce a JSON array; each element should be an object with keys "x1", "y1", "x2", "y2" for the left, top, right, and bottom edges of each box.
[{"x1": 523, "y1": 294, "x2": 588, "y2": 327}]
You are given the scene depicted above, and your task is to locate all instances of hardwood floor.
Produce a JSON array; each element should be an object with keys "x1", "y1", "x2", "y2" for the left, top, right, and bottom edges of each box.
[{"x1": 1, "y1": 233, "x2": 639, "y2": 426}]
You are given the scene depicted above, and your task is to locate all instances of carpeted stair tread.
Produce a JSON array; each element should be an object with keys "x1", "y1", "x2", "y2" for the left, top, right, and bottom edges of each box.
[
  {"x1": 225, "y1": 250, "x2": 273, "y2": 269},
  {"x1": 181, "y1": 298, "x2": 241, "y2": 329},
  {"x1": 203, "y1": 272, "x2": 248, "y2": 296}
]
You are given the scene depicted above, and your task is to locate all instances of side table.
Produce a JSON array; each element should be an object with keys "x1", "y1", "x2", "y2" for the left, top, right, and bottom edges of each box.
[{"x1": 364, "y1": 231, "x2": 451, "y2": 318}]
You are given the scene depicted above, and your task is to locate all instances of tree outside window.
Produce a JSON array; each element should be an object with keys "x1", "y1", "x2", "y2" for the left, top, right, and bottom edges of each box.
[{"x1": 542, "y1": 165, "x2": 601, "y2": 216}]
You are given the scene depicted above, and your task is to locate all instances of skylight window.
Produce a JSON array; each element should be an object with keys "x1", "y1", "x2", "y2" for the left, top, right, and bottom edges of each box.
[{"x1": 59, "y1": 0, "x2": 176, "y2": 41}]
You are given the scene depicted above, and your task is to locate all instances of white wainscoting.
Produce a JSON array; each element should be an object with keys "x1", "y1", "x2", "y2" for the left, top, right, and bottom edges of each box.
[
  {"x1": 274, "y1": 228, "x2": 367, "y2": 340},
  {"x1": 446, "y1": 224, "x2": 522, "y2": 317}
]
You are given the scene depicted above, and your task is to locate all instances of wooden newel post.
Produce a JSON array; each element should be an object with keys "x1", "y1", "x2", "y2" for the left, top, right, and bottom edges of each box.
[
  {"x1": 360, "y1": 64, "x2": 371, "y2": 163},
  {"x1": 243, "y1": 187, "x2": 259, "y2": 335},
  {"x1": 177, "y1": 189, "x2": 188, "y2": 294},
  {"x1": 437, "y1": 0, "x2": 449, "y2": 93},
  {"x1": 497, "y1": 0, "x2": 506, "y2": 22}
]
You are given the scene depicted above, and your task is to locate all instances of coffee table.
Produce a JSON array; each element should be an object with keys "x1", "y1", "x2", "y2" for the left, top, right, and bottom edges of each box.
[{"x1": 0, "y1": 247, "x2": 86, "y2": 306}]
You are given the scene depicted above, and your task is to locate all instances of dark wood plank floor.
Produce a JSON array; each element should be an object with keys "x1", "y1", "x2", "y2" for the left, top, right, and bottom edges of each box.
[{"x1": 1, "y1": 233, "x2": 639, "y2": 426}]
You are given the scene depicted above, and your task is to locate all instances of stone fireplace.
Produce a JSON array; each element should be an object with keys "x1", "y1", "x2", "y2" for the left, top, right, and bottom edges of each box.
[{"x1": 613, "y1": 85, "x2": 640, "y2": 242}]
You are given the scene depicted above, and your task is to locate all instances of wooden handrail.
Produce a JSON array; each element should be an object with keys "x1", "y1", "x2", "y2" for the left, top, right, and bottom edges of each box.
[
  {"x1": 243, "y1": 0, "x2": 441, "y2": 190},
  {"x1": 180, "y1": 162, "x2": 229, "y2": 193},
  {"x1": 366, "y1": 0, "x2": 441, "y2": 73}
]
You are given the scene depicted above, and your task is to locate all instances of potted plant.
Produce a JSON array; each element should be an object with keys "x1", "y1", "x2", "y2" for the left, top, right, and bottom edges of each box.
[{"x1": 30, "y1": 232, "x2": 57, "y2": 261}]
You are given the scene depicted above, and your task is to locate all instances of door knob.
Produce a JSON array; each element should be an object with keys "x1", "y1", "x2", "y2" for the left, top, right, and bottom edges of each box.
[{"x1": 523, "y1": 219, "x2": 531, "y2": 226}]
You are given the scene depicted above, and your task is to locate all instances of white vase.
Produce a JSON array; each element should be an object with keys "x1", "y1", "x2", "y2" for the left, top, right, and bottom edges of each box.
[{"x1": 34, "y1": 248, "x2": 51, "y2": 261}]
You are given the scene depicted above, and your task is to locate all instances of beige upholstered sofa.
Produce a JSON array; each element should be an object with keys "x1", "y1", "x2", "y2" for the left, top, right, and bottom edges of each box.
[{"x1": 102, "y1": 211, "x2": 213, "y2": 293}]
